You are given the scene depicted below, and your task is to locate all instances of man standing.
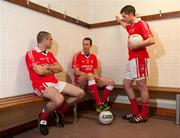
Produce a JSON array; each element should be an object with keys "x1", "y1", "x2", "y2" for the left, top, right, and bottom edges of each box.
[
  {"x1": 72, "y1": 37, "x2": 115, "y2": 113},
  {"x1": 25, "y1": 31, "x2": 85, "y2": 135},
  {"x1": 116, "y1": 5, "x2": 155, "y2": 123}
]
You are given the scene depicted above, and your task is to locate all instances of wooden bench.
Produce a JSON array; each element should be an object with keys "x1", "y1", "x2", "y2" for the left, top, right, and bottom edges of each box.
[
  {"x1": 73, "y1": 84, "x2": 180, "y2": 124},
  {"x1": 0, "y1": 93, "x2": 81, "y2": 134},
  {"x1": 0, "y1": 84, "x2": 179, "y2": 132},
  {"x1": 113, "y1": 84, "x2": 180, "y2": 124},
  {"x1": 0, "y1": 94, "x2": 47, "y2": 112}
]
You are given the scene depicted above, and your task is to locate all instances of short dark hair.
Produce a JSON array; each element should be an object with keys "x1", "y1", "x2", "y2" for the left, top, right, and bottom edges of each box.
[
  {"x1": 83, "y1": 37, "x2": 92, "y2": 45},
  {"x1": 120, "y1": 5, "x2": 136, "y2": 16},
  {"x1": 37, "y1": 31, "x2": 50, "y2": 43}
]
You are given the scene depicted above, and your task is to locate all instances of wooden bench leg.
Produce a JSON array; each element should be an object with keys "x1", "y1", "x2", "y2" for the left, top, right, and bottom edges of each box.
[
  {"x1": 176, "y1": 94, "x2": 180, "y2": 125},
  {"x1": 73, "y1": 103, "x2": 77, "y2": 124}
]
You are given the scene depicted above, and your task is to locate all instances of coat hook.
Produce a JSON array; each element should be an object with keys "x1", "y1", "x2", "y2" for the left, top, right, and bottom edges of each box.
[
  {"x1": 47, "y1": 4, "x2": 51, "y2": 13},
  {"x1": 159, "y1": 10, "x2": 162, "y2": 17},
  {"x1": 64, "y1": 10, "x2": 66, "y2": 18},
  {"x1": 26, "y1": 0, "x2": 29, "y2": 5},
  {"x1": 77, "y1": 16, "x2": 79, "y2": 23},
  {"x1": 136, "y1": 13, "x2": 139, "y2": 17}
]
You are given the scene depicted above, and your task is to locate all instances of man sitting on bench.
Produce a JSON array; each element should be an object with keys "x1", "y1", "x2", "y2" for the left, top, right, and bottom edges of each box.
[
  {"x1": 72, "y1": 37, "x2": 115, "y2": 113},
  {"x1": 25, "y1": 31, "x2": 85, "y2": 135}
]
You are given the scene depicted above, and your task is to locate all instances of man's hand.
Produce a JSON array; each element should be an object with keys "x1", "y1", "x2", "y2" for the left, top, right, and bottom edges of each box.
[
  {"x1": 115, "y1": 16, "x2": 127, "y2": 28},
  {"x1": 116, "y1": 16, "x2": 121, "y2": 24},
  {"x1": 33, "y1": 65, "x2": 53, "y2": 76},
  {"x1": 94, "y1": 75, "x2": 101, "y2": 81},
  {"x1": 46, "y1": 62, "x2": 63, "y2": 73},
  {"x1": 128, "y1": 42, "x2": 138, "y2": 50}
]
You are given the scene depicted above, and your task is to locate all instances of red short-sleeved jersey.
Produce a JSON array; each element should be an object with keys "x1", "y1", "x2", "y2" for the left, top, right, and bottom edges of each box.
[
  {"x1": 126, "y1": 18, "x2": 152, "y2": 60},
  {"x1": 72, "y1": 51, "x2": 98, "y2": 75},
  {"x1": 25, "y1": 47, "x2": 58, "y2": 88}
]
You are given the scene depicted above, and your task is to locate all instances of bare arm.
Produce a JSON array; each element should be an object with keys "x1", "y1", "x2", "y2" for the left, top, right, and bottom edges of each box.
[
  {"x1": 73, "y1": 68, "x2": 86, "y2": 77},
  {"x1": 33, "y1": 65, "x2": 53, "y2": 76},
  {"x1": 115, "y1": 16, "x2": 128, "y2": 28},
  {"x1": 47, "y1": 62, "x2": 63, "y2": 73},
  {"x1": 93, "y1": 69, "x2": 100, "y2": 81}
]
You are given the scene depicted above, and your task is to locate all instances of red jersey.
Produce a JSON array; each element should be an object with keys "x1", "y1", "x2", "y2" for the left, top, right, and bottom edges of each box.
[
  {"x1": 126, "y1": 18, "x2": 152, "y2": 60},
  {"x1": 25, "y1": 47, "x2": 58, "y2": 88},
  {"x1": 72, "y1": 51, "x2": 98, "y2": 76}
]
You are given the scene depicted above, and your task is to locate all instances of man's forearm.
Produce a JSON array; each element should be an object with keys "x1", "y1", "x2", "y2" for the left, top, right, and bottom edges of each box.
[
  {"x1": 74, "y1": 69, "x2": 86, "y2": 77},
  {"x1": 47, "y1": 64, "x2": 63, "y2": 73},
  {"x1": 33, "y1": 65, "x2": 53, "y2": 76},
  {"x1": 138, "y1": 36, "x2": 155, "y2": 49}
]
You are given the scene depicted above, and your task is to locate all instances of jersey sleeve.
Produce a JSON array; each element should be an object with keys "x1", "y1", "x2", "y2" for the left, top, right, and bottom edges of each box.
[
  {"x1": 93, "y1": 55, "x2": 98, "y2": 69},
  {"x1": 25, "y1": 50, "x2": 37, "y2": 69},
  {"x1": 49, "y1": 52, "x2": 57, "y2": 63},
  {"x1": 72, "y1": 52, "x2": 80, "y2": 69},
  {"x1": 139, "y1": 21, "x2": 153, "y2": 39}
]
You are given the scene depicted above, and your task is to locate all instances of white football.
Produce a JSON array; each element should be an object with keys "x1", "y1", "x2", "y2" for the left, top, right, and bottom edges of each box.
[
  {"x1": 128, "y1": 34, "x2": 143, "y2": 44},
  {"x1": 99, "y1": 111, "x2": 113, "y2": 125}
]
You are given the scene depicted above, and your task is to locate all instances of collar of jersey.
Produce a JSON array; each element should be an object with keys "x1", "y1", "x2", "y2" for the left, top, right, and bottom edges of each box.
[
  {"x1": 81, "y1": 50, "x2": 91, "y2": 58},
  {"x1": 34, "y1": 46, "x2": 48, "y2": 54},
  {"x1": 132, "y1": 18, "x2": 141, "y2": 26}
]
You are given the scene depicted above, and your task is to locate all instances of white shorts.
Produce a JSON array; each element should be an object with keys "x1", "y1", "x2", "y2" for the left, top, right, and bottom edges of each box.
[
  {"x1": 34, "y1": 81, "x2": 67, "y2": 97},
  {"x1": 124, "y1": 58, "x2": 149, "y2": 80}
]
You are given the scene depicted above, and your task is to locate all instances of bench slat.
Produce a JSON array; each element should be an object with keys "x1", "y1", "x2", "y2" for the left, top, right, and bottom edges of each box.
[
  {"x1": 114, "y1": 84, "x2": 180, "y2": 93},
  {"x1": 0, "y1": 94, "x2": 47, "y2": 111}
]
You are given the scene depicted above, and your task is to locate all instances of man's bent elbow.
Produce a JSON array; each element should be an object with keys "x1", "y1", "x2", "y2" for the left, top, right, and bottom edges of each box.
[{"x1": 149, "y1": 37, "x2": 155, "y2": 45}]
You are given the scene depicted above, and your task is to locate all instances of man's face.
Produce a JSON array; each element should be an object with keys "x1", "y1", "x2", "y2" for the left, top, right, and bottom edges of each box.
[
  {"x1": 121, "y1": 12, "x2": 133, "y2": 24},
  {"x1": 82, "y1": 40, "x2": 91, "y2": 53},
  {"x1": 44, "y1": 34, "x2": 53, "y2": 49}
]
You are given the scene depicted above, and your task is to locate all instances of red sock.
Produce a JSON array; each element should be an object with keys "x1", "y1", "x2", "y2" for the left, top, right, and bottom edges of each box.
[
  {"x1": 40, "y1": 109, "x2": 48, "y2": 120},
  {"x1": 101, "y1": 85, "x2": 113, "y2": 103},
  {"x1": 130, "y1": 98, "x2": 139, "y2": 116},
  {"x1": 88, "y1": 80, "x2": 102, "y2": 106},
  {"x1": 140, "y1": 102, "x2": 149, "y2": 119},
  {"x1": 57, "y1": 101, "x2": 69, "y2": 114}
]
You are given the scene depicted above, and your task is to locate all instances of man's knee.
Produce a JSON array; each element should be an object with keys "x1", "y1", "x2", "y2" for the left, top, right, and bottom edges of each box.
[
  {"x1": 109, "y1": 79, "x2": 115, "y2": 86},
  {"x1": 123, "y1": 80, "x2": 132, "y2": 91},
  {"x1": 78, "y1": 89, "x2": 86, "y2": 99},
  {"x1": 87, "y1": 73, "x2": 95, "y2": 80},
  {"x1": 53, "y1": 95, "x2": 64, "y2": 107},
  {"x1": 137, "y1": 84, "x2": 147, "y2": 92}
]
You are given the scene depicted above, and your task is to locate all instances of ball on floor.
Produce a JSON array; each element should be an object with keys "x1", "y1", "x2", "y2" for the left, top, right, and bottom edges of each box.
[{"x1": 99, "y1": 111, "x2": 113, "y2": 125}]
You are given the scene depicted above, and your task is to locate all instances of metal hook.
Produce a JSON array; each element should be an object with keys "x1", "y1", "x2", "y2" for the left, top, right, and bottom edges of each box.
[
  {"x1": 26, "y1": 0, "x2": 29, "y2": 6},
  {"x1": 47, "y1": 4, "x2": 51, "y2": 13},
  {"x1": 136, "y1": 13, "x2": 139, "y2": 17},
  {"x1": 64, "y1": 10, "x2": 66, "y2": 18},
  {"x1": 77, "y1": 16, "x2": 79, "y2": 23},
  {"x1": 159, "y1": 10, "x2": 162, "y2": 17}
]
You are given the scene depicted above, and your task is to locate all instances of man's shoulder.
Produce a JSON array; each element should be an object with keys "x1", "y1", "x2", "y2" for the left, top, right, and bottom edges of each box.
[
  {"x1": 136, "y1": 19, "x2": 148, "y2": 27},
  {"x1": 90, "y1": 53, "x2": 97, "y2": 58},
  {"x1": 26, "y1": 48, "x2": 36, "y2": 56},
  {"x1": 47, "y1": 51, "x2": 54, "y2": 56},
  {"x1": 73, "y1": 51, "x2": 81, "y2": 58}
]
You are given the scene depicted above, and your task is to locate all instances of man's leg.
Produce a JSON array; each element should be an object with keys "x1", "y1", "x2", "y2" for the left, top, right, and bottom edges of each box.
[
  {"x1": 97, "y1": 77, "x2": 115, "y2": 104},
  {"x1": 123, "y1": 79, "x2": 140, "y2": 119},
  {"x1": 39, "y1": 86, "x2": 64, "y2": 135},
  {"x1": 61, "y1": 83, "x2": 85, "y2": 105},
  {"x1": 55, "y1": 83, "x2": 85, "y2": 116},
  {"x1": 136, "y1": 78, "x2": 149, "y2": 119},
  {"x1": 79, "y1": 73, "x2": 109, "y2": 113},
  {"x1": 128, "y1": 78, "x2": 149, "y2": 123},
  {"x1": 78, "y1": 75, "x2": 89, "y2": 88},
  {"x1": 80, "y1": 73, "x2": 102, "y2": 106},
  {"x1": 43, "y1": 86, "x2": 65, "y2": 114},
  {"x1": 129, "y1": 57, "x2": 149, "y2": 123}
]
